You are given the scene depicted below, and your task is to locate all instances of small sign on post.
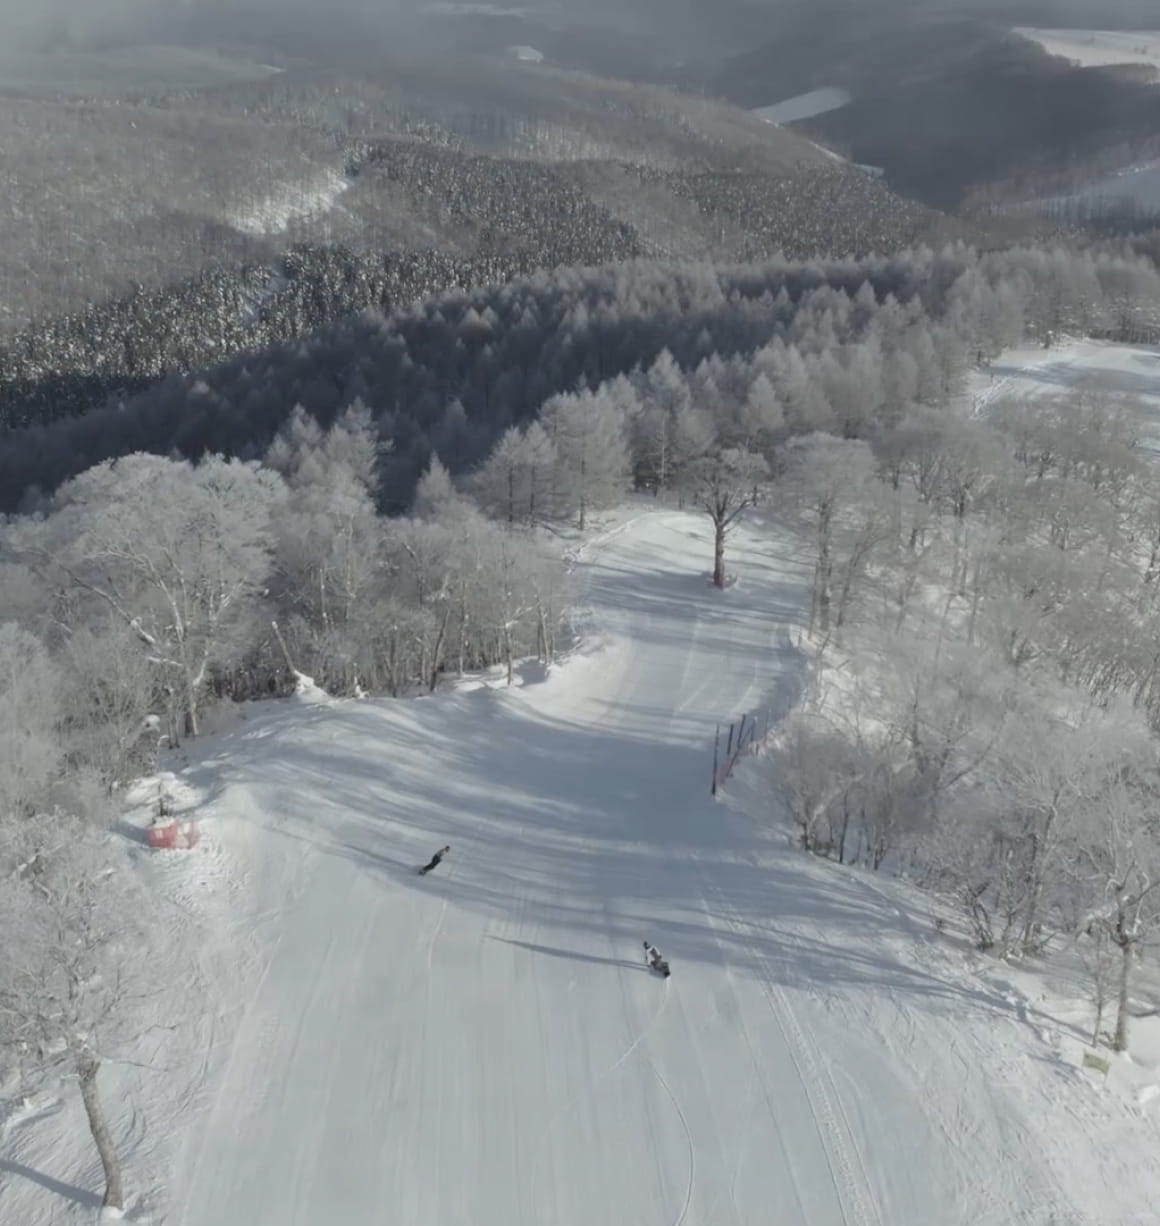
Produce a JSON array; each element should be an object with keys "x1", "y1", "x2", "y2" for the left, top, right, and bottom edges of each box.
[{"x1": 1081, "y1": 1049, "x2": 1110, "y2": 1077}]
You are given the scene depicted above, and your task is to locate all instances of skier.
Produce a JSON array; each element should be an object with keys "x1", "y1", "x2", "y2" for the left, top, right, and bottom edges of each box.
[
  {"x1": 419, "y1": 845, "x2": 450, "y2": 875},
  {"x1": 643, "y1": 940, "x2": 671, "y2": 977}
]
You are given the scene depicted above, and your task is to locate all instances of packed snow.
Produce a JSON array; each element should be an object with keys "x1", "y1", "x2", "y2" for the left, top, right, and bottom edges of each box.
[
  {"x1": 1014, "y1": 28, "x2": 1160, "y2": 77},
  {"x1": 4, "y1": 395, "x2": 1160, "y2": 1222},
  {"x1": 751, "y1": 87, "x2": 852, "y2": 126}
]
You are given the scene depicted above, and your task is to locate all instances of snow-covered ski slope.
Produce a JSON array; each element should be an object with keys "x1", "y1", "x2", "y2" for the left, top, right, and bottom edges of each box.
[
  {"x1": 972, "y1": 339, "x2": 1160, "y2": 452},
  {"x1": 5, "y1": 501, "x2": 1160, "y2": 1225}
]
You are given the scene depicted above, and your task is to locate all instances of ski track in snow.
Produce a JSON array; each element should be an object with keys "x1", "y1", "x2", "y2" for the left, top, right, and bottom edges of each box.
[{"x1": 8, "y1": 443, "x2": 1160, "y2": 1223}]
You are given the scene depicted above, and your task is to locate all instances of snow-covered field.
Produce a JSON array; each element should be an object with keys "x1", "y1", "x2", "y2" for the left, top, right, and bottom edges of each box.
[
  {"x1": 5, "y1": 408, "x2": 1160, "y2": 1223},
  {"x1": 1014, "y1": 28, "x2": 1160, "y2": 75},
  {"x1": 971, "y1": 338, "x2": 1160, "y2": 455}
]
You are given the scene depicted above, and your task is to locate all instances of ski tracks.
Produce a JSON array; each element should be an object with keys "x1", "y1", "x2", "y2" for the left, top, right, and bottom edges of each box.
[
  {"x1": 647, "y1": 1053, "x2": 696, "y2": 1226},
  {"x1": 698, "y1": 871, "x2": 884, "y2": 1226}
]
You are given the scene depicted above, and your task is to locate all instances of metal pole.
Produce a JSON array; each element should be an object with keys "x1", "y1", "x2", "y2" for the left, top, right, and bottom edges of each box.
[{"x1": 712, "y1": 724, "x2": 720, "y2": 795}]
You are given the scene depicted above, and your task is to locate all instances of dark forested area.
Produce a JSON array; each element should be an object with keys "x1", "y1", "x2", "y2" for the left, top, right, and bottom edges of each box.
[
  {"x1": 5, "y1": 241, "x2": 1157, "y2": 517},
  {"x1": 0, "y1": 157, "x2": 954, "y2": 434},
  {"x1": 680, "y1": 2, "x2": 1160, "y2": 210}
]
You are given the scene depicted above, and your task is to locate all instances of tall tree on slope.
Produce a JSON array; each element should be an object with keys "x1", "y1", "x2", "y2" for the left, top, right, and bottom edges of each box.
[
  {"x1": 683, "y1": 447, "x2": 769, "y2": 589},
  {"x1": 16, "y1": 453, "x2": 285, "y2": 738},
  {"x1": 0, "y1": 814, "x2": 181, "y2": 1215},
  {"x1": 541, "y1": 386, "x2": 631, "y2": 530}
]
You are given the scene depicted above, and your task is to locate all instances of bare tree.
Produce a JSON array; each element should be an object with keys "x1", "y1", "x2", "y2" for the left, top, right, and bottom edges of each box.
[
  {"x1": 1073, "y1": 766, "x2": 1160, "y2": 1053},
  {"x1": 0, "y1": 813, "x2": 178, "y2": 1213},
  {"x1": 683, "y1": 447, "x2": 769, "y2": 588}
]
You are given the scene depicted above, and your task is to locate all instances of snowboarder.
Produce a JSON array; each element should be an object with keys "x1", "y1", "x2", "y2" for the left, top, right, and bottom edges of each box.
[
  {"x1": 419, "y1": 845, "x2": 450, "y2": 875},
  {"x1": 643, "y1": 940, "x2": 671, "y2": 977}
]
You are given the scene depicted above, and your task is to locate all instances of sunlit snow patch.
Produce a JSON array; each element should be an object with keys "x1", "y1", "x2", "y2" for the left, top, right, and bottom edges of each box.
[
  {"x1": 751, "y1": 86, "x2": 852, "y2": 125},
  {"x1": 1014, "y1": 28, "x2": 1160, "y2": 77},
  {"x1": 230, "y1": 168, "x2": 351, "y2": 237}
]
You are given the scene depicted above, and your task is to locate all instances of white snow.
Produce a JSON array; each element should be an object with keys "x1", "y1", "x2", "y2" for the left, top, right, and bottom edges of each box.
[
  {"x1": 1014, "y1": 28, "x2": 1160, "y2": 77},
  {"x1": 970, "y1": 338, "x2": 1160, "y2": 456},
  {"x1": 229, "y1": 169, "x2": 351, "y2": 238},
  {"x1": 5, "y1": 489, "x2": 1160, "y2": 1223},
  {"x1": 751, "y1": 87, "x2": 852, "y2": 126},
  {"x1": 507, "y1": 45, "x2": 545, "y2": 64},
  {"x1": 1026, "y1": 160, "x2": 1160, "y2": 217}
]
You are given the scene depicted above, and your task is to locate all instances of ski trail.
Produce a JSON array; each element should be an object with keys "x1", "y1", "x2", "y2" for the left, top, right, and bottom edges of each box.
[
  {"x1": 523, "y1": 960, "x2": 673, "y2": 1208},
  {"x1": 426, "y1": 891, "x2": 450, "y2": 971},
  {"x1": 689, "y1": 885, "x2": 811, "y2": 1220},
  {"x1": 607, "y1": 977, "x2": 672, "y2": 1074},
  {"x1": 700, "y1": 872, "x2": 883, "y2": 1226},
  {"x1": 648, "y1": 1056, "x2": 696, "y2": 1226}
]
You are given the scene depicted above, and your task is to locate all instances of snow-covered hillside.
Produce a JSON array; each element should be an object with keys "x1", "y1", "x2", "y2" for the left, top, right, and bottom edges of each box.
[
  {"x1": 1014, "y1": 28, "x2": 1160, "y2": 76},
  {"x1": 4, "y1": 493, "x2": 1160, "y2": 1224}
]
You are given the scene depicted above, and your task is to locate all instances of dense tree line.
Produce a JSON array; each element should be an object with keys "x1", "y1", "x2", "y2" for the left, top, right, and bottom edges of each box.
[
  {"x1": 6, "y1": 242, "x2": 1160, "y2": 515},
  {"x1": 0, "y1": 148, "x2": 951, "y2": 435}
]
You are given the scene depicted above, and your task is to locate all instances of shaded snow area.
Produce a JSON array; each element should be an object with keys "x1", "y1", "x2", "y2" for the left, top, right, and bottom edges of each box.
[
  {"x1": 1014, "y1": 28, "x2": 1160, "y2": 76},
  {"x1": 751, "y1": 87, "x2": 852, "y2": 126},
  {"x1": 229, "y1": 169, "x2": 351, "y2": 237},
  {"x1": 5, "y1": 507, "x2": 1160, "y2": 1224}
]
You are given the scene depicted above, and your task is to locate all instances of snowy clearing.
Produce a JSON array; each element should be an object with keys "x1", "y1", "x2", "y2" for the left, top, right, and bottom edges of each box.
[
  {"x1": 751, "y1": 87, "x2": 852, "y2": 126},
  {"x1": 970, "y1": 338, "x2": 1160, "y2": 455},
  {"x1": 4, "y1": 500, "x2": 1160, "y2": 1225},
  {"x1": 229, "y1": 169, "x2": 352, "y2": 238},
  {"x1": 1014, "y1": 28, "x2": 1160, "y2": 76}
]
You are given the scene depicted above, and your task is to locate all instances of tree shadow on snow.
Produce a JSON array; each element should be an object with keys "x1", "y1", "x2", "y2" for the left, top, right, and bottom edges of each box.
[{"x1": 0, "y1": 1158, "x2": 102, "y2": 1209}]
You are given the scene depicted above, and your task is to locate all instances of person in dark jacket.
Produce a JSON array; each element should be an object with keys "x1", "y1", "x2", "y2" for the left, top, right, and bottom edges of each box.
[
  {"x1": 419, "y1": 845, "x2": 450, "y2": 875},
  {"x1": 643, "y1": 940, "x2": 671, "y2": 976}
]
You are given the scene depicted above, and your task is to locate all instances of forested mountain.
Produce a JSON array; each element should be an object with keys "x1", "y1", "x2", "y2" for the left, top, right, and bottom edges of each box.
[{"x1": 0, "y1": 41, "x2": 963, "y2": 435}]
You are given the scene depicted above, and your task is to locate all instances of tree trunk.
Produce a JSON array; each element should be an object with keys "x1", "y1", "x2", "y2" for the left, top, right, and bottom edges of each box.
[
  {"x1": 712, "y1": 517, "x2": 726, "y2": 588},
  {"x1": 184, "y1": 685, "x2": 200, "y2": 738},
  {"x1": 427, "y1": 606, "x2": 452, "y2": 693},
  {"x1": 1113, "y1": 937, "x2": 1132, "y2": 1052},
  {"x1": 77, "y1": 1055, "x2": 124, "y2": 1211}
]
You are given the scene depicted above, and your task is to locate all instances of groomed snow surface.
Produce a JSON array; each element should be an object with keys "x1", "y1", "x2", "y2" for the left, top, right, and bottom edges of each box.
[{"x1": 5, "y1": 355, "x2": 1160, "y2": 1223}]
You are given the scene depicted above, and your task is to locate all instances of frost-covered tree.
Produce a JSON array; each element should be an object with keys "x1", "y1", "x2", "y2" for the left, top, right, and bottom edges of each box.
[
  {"x1": 266, "y1": 410, "x2": 385, "y2": 693},
  {"x1": 783, "y1": 434, "x2": 883, "y2": 637},
  {"x1": 472, "y1": 422, "x2": 559, "y2": 527},
  {"x1": 0, "y1": 813, "x2": 179, "y2": 1213},
  {"x1": 25, "y1": 453, "x2": 285, "y2": 738},
  {"x1": 683, "y1": 447, "x2": 769, "y2": 588},
  {"x1": 0, "y1": 623, "x2": 61, "y2": 818},
  {"x1": 413, "y1": 453, "x2": 469, "y2": 522},
  {"x1": 541, "y1": 387, "x2": 631, "y2": 529},
  {"x1": 1071, "y1": 755, "x2": 1160, "y2": 1053}
]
